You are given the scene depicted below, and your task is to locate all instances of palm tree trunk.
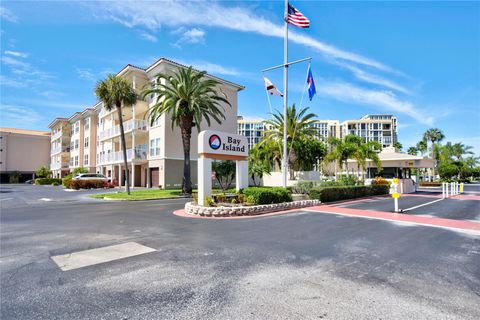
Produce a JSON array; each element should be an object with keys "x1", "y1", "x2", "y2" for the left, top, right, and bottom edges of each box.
[
  {"x1": 116, "y1": 105, "x2": 130, "y2": 195},
  {"x1": 180, "y1": 115, "x2": 193, "y2": 194}
]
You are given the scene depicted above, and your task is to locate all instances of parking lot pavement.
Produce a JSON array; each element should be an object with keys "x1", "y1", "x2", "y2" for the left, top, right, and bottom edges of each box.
[
  {"x1": 1, "y1": 186, "x2": 480, "y2": 319},
  {"x1": 0, "y1": 184, "x2": 118, "y2": 209}
]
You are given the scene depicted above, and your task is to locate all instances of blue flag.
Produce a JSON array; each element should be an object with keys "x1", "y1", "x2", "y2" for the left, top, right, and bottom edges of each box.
[{"x1": 307, "y1": 67, "x2": 316, "y2": 101}]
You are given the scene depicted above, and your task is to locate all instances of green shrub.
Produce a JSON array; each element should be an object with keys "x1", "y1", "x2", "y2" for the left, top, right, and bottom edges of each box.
[
  {"x1": 242, "y1": 187, "x2": 292, "y2": 205},
  {"x1": 419, "y1": 182, "x2": 442, "y2": 187},
  {"x1": 51, "y1": 181, "x2": 60, "y2": 186},
  {"x1": 337, "y1": 174, "x2": 359, "y2": 186},
  {"x1": 35, "y1": 166, "x2": 52, "y2": 179},
  {"x1": 308, "y1": 185, "x2": 389, "y2": 202},
  {"x1": 9, "y1": 171, "x2": 21, "y2": 183},
  {"x1": 72, "y1": 167, "x2": 89, "y2": 175},
  {"x1": 204, "y1": 196, "x2": 215, "y2": 207},
  {"x1": 62, "y1": 174, "x2": 73, "y2": 186},
  {"x1": 372, "y1": 176, "x2": 390, "y2": 186},
  {"x1": 64, "y1": 179, "x2": 106, "y2": 189},
  {"x1": 35, "y1": 178, "x2": 62, "y2": 185}
]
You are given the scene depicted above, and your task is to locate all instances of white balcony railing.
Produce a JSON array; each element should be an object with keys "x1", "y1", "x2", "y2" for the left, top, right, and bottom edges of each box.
[
  {"x1": 97, "y1": 144, "x2": 148, "y2": 165},
  {"x1": 98, "y1": 119, "x2": 147, "y2": 141},
  {"x1": 50, "y1": 162, "x2": 70, "y2": 170},
  {"x1": 51, "y1": 131, "x2": 63, "y2": 141},
  {"x1": 51, "y1": 146, "x2": 70, "y2": 155}
]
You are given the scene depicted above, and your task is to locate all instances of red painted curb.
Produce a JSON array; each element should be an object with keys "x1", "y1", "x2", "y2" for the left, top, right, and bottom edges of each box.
[{"x1": 305, "y1": 205, "x2": 480, "y2": 232}]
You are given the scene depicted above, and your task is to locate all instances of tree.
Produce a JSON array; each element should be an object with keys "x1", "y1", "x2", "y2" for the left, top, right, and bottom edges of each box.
[
  {"x1": 262, "y1": 104, "x2": 317, "y2": 179},
  {"x1": 248, "y1": 144, "x2": 272, "y2": 186},
  {"x1": 142, "y1": 67, "x2": 230, "y2": 194},
  {"x1": 324, "y1": 135, "x2": 361, "y2": 176},
  {"x1": 416, "y1": 140, "x2": 427, "y2": 156},
  {"x1": 95, "y1": 75, "x2": 137, "y2": 194},
  {"x1": 35, "y1": 166, "x2": 52, "y2": 178},
  {"x1": 292, "y1": 137, "x2": 326, "y2": 172},
  {"x1": 353, "y1": 141, "x2": 382, "y2": 181},
  {"x1": 407, "y1": 147, "x2": 418, "y2": 155},
  {"x1": 212, "y1": 161, "x2": 235, "y2": 191},
  {"x1": 393, "y1": 141, "x2": 403, "y2": 152},
  {"x1": 423, "y1": 128, "x2": 445, "y2": 176}
]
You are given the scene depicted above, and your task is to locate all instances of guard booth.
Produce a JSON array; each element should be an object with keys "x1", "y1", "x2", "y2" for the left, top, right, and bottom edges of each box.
[
  {"x1": 363, "y1": 147, "x2": 434, "y2": 194},
  {"x1": 197, "y1": 130, "x2": 249, "y2": 206}
]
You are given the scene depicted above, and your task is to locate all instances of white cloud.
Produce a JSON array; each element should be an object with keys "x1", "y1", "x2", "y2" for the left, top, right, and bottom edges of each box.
[
  {"x1": 139, "y1": 30, "x2": 158, "y2": 42},
  {"x1": 0, "y1": 6, "x2": 18, "y2": 23},
  {"x1": 0, "y1": 104, "x2": 43, "y2": 127},
  {"x1": 332, "y1": 61, "x2": 412, "y2": 95},
  {"x1": 0, "y1": 75, "x2": 26, "y2": 88},
  {"x1": 95, "y1": 1, "x2": 395, "y2": 72},
  {"x1": 76, "y1": 67, "x2": 96, "y2": 81},
  {"x1": 176, "y1": 59, "x2": 241, "y2": 77},
  {"x1": 1, "y1": 56, "x2": 52, "y2": 80},
  {"x1": 174, "y1": 27, "x2": 205, "y2": 46},
  {"x1": 4, "y1": 50, "x2": 28, "y2": 58},
  {"x1": 318, "y1": 81, "x2": 434, "y2": 125}
]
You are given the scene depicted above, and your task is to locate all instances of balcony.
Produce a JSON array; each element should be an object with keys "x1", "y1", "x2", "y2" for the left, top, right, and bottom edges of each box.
[
  {"x1": 50, "y1": 162, "x2": 70, "y2": 170},
  {"x1": 51, "y1": 146, "x2": 70, "y2": 155},
  {"x1": 51, "y1": 131, "x2": 63, "y2": 141},
  {"x1": 97, "y1": 144, "x2": 148, "y2": 165},
  {"x1": 98, "y1": 119, "x2": 147, "y2": 141}
]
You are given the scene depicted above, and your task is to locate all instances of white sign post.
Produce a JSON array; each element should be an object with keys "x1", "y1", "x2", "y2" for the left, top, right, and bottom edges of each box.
[
  {"x1": 392, "y1": 178, "x2": 400, "y2": 213},
  {"x1": 197, "y1": 130, "x2": 249, "y2": 206}
]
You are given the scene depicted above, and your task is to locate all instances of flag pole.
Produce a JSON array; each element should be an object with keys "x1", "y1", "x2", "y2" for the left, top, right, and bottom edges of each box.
[{"x1": 283, "y1": 0, "x2": 289, "y2": 188}]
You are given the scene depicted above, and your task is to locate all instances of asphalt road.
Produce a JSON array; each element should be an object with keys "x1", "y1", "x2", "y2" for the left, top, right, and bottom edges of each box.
[{"x1": 1, "y1": 185, "x2": 480, "y2": 319}]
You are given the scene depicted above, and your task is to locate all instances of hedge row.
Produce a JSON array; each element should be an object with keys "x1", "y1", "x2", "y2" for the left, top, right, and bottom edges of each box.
[
  {"x1": 35, "y1": 178, "x2": 62, "y2": 185},
  {"x1": 309, "y1": 185, "x2": 389, "y2": 203},
  {"x1": 242, "y1": 187, "x2": 292, "y2": 205},
  {"x1": 419, "y1": 182, "x2": 442, "y2": 187},
  {"x1": 64, "y1": 179, "x2": 114, "y2": 190}
]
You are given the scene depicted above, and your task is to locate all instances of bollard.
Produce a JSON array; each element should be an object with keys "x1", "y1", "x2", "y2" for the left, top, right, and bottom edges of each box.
[
  {"x1": 442, "y1": 182, "x2": 445, "y2": 199},
  {"x1": 445, "y1": 182, "x2": 449, "y2": 198},
  {"x1": 460, "y1": 183, "x2": 464, "y2": 193},
  {"x1": 451, "y1": 182, "x2": 454, "y2": 197},
  {"x1": 456, "y1": 182, "x2": 459, "y2": 195}
]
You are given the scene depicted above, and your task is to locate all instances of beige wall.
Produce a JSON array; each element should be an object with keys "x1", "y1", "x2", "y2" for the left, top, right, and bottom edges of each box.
[{"x1": 0, "y1": 131, "x2": 50, "y2": 172}]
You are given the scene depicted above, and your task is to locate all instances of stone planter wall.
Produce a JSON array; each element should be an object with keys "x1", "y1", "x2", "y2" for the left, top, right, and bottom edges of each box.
[{"x1": 184, "y1": 200, "x2": 321, "y2": 217}]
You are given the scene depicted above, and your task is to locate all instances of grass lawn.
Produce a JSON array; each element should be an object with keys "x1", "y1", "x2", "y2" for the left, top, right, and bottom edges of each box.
[{"x1": 90, "y1": 189, "x2": 186, "y2": 201}]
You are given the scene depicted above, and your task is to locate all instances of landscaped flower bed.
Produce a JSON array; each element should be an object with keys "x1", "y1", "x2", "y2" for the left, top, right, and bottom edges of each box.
[{"x1": 184, "y1": 199, "x2": 320, "y2": 217}]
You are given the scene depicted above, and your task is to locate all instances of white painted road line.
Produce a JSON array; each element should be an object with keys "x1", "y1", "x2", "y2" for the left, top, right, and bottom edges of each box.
[
  {"x1": 402, "y1": 198, "x2": 444, "y2": 213},
  {"x1": 51, "y1": 242, "x2": 156, "y2": 271}
]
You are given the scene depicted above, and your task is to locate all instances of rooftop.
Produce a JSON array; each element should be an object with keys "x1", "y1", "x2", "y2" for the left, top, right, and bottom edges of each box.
[{"x1": 0, "y1": 127, "x2": 51, "y2": 137}]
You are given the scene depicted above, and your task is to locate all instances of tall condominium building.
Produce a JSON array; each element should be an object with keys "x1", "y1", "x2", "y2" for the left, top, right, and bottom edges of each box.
[
  {"x1": 237, "y1": 116, "x2": 267, "y2": 150},
  {"x1": 49, "y1": 58, "x2": 243, "y2": 187},
  {"x1": 340, "y1": 114, "x2": 397, "y2": 148},
  {"x1": 237, "y1": 115, "x2": 397, "y2": 148},
  {"x1": 309, "y1": 120, "x2": 340, "y2": 141}
]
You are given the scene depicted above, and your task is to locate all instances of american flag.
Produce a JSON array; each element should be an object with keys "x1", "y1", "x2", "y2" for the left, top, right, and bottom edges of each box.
[{"x1": 287, "y1": 3, "x2": 310, "y2": 28}]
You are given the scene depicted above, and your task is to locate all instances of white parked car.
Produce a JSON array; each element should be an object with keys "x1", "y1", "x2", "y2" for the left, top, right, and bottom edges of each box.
[{"x1": 72, "y1": 173, "x2": 110, "y2": 182}]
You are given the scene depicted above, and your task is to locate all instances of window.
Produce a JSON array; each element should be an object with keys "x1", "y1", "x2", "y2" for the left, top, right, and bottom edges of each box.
[
  {"x1": 84, "y1": 137, "x2": 89, "y2": 148},
  {"x1": 84, "y1": 118, "x2": 90, "y2": 131},
  {"x1": 84, "y1": 154, "x2": 89, "y2": 166},
  {"x1": 75, "y1": 121, "x2": 80, "y2": 134},
  {"x1": 75, "y1": 139, "x2": 79, "y2": 149},
  {"x1": 149, "y1": 138, "x2": 161, "y2": 157},
  {"x1": 74, "y1": 155, "x2": 79, "y2": 166}
]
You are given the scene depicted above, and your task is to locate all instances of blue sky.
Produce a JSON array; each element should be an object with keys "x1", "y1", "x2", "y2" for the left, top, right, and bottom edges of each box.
[{"x1": 1, "y1": 1, "x2": 479, "y2": 154}]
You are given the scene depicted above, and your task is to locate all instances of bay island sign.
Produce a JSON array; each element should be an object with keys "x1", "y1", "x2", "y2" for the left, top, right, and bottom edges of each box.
[{"x1": 197, "y1": 130, "x2": 249, "y2": 206}]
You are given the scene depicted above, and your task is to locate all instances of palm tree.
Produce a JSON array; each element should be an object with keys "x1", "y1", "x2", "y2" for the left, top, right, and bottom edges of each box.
[
  {"x1": 353, "y1": 141, "x2": 382, "y2": 181},
  {"x1": 407, "y1": 147, "x2": 418, "y2": 155},
  {"x1": 324, "y1": 135, "x2": 361, "y2": 177},
  {"x1": 451, "y1": 142, "x2": 473, "y2": 161},
  {"x1": 416, "y1": 140, "x2": 427, "y2": 156},
  {"x1": 393, "y1": 141, "x2": 403, "y2": 152},
  {"x1": 423, "y1": 128, "x2": 445, "y2": 176},
  {"x1": 262, "y1": 104, "x2": 317, "y2": 179},
  {"x1": 95, "y1": 75, "x2": 137, "y2": 194},
  {"x1": 141, "y1": 66, "x2": 230, "y2": 194}
]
